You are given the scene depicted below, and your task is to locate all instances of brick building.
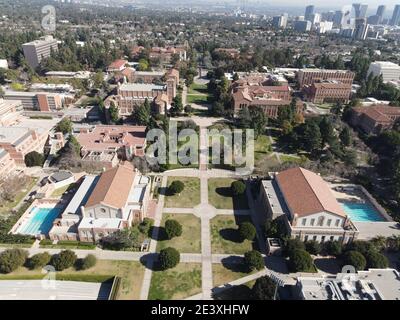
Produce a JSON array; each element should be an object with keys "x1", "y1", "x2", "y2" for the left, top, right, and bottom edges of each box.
[
  {"x1": 303, "y1": 81, "x2": 352, "y2": 104},
  {"x1": 297, "y1": 69, "x2": 355, "y2": 89},
  {"x1": 350, "y1": 105, "x2": 400, "y2": 134}
]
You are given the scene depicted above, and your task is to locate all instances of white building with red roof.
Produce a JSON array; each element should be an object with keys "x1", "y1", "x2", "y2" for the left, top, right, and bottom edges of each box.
[{"x1": 259, "y1": 167, "x2": 359, "y2": 243}]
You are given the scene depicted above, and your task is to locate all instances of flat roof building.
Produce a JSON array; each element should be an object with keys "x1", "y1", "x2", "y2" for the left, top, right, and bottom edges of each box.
[
  {"x1": 22, "y1": 36, "x2": 58, "y2": 69},
  {"x1": 4, "y1": 91, "x2": 63, "y2": 111},
  {"x1": 297, "y1": 69, "x2": 355, "y2": 89},
  {"x1": 0, "y1": 99, "x2": 23, "y2": 126},
  {"x1": 367, "y1": 61, "x2": 400, "y2": 82}
]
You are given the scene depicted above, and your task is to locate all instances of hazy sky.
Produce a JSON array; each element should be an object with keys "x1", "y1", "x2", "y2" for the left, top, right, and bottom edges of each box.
[{"x1": 257, "y1": 0, "x2": 400, "y2": 9}]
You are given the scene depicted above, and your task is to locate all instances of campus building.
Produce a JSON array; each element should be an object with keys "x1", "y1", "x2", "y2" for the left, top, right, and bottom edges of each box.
[
  {"x1": 4, "y1": 91, "x2": 63, "y2": 112},
  {"x1": 0, "y1": 99, "x2": 23, "y2": 126},
  {"x1": 77, "y1": 125, "x2": 147, "y2": 168},
  {"x1": 22, "y1": 36, "x2": 59, "y2": 69},
  {"x1": 231, "y1": 75, "x2": 303, "y2": 118},
  {"x1": 49, "y1": 163, "x2": 150, "y2": 242},
  {"x1": 349, "y1": 105, "x2": 400, "y2": 134},
  {"x1": 302, "y1": 81, "x2": 352, "y2": 104},
  {"x1": 367, "y1": 61, "x2": 400, "y2": 82},
  {"x1": 296, "y1": 268, "x2": 400, "y2": 300},
  {"x1": 258, "y1": 167, "x2": 358, "y2": 243},
  {"x1": 0, "y1": 127, "x2": 47, "y2": 165},
  {"x1": 0, "y1": 148, "x2": 17, "y2": 180},
  {"x1": 297, "y1": 69, "x2": 355, "y2": 89}
]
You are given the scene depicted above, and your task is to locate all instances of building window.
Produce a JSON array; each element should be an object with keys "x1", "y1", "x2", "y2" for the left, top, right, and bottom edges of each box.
[
  {"x1": 321, "y1": 236, "x2": 326, "y2": 243},
  {"x1": 310, "y1": 219, "x2": 315, "y2": 226},
  {"x1": 304, "y1": 235, "x2": 309, "y2": 242},
  {"x1": 313, "y1": 236, "x2": 317, "y2": 241},
  {"x1": 302, "y1": 219, "x2": 306, "y2": 226},
  {"x1": 335, "y1": 219, "x2": 340, "y2": 227},
  {"x1": 318, "y1": 216, "x2": 324, "y2": 226},
  {"x1": 327, "y1": 219, "x2": 332, "y2": 227},
  {"x1": 330, "y1": 236, "x2": 335, "y2": 241},
  {"x1": 100, "y1": 208, "x2": 106, "y2": 214}
]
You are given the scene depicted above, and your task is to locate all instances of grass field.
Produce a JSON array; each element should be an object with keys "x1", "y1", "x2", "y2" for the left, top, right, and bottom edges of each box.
[
  {"x1": 148, "y1": 263, "x2": 202, "y2": 300},
  {"x1": 208, "y1": 178, "x2": 249, "y2": 210},
  {"x1": 50, "y1": 183, "x2": 76, "y2": 198},
  {"x1": 254, "y1": 134, "x2": 272, "y2": 163},
  {"x1": 164, "y1": 177, "x2": 200, "y2": 208},
  {"x1": 188, "y1": 83, "x2": 208, "y2": 95},
  {"x1": 187, "y1": 94, "x2": 209, "y2": 104},
  {"x1": 157, "y1": 213, "x2": 201, "y2": 253},
  {"x1": 213, "y1": 263, "x2": 256, "y2": 287},
  {"x1": 0, "y1": 260, "x2": 145, "y2": 300},
  {"x1": 210, "y1": 215, "x2": 256, "y2": 254},
  {"x1": 0, "y1": 177, "x2": 38, "y2": 218}
]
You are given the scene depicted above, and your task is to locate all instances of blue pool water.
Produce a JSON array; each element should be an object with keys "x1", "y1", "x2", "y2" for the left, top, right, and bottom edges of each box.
[
  {"x1": 18, "y1": 207, "x2": 62, "y2": 235},
  {"x1": 341, "y1": 202, "x2": 385, "y2": 222}
]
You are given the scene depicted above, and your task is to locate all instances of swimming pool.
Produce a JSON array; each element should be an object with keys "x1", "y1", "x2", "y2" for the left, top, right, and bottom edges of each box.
[
  {"x1": 341, "y1": 202, "x2": 385, "y2": 222},
  {"x1": 17, "y1": 207, "x2": 62, "y2": 236}
]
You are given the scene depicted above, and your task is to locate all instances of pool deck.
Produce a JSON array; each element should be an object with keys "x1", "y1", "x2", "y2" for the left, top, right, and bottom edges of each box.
[{"x1": 353, "y1": 221, "x2": 400, "y2": 240}]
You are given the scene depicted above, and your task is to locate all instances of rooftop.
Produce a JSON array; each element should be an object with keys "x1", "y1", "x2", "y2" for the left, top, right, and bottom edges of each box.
[
  {"x1": 275, "y1": 167, "x2": 347, "y2": 218},
  {"x1": 118, "y1": 83, "x2": 165, "y2": 91}
]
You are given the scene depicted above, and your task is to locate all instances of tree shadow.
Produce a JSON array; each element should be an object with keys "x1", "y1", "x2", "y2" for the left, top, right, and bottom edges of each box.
[
  {"x1": 215, "y1": 187, "x2": 232, "y2": 198},
  {"x1": 314, "y1": 257, "x2": 341, "y2": 274},
  {"x1": 158, "y1": 187, "x2": 173, "y2": 197},
  {"x1": 139, "y1": 253, "x2": 164, "y2": 271},
  {"x1": 219, "y1": 228, "x2": 244, "y2": 243},
  {"x1": 221, "y1": 257, "x2": 249, "y2": 273},
  {"x1": 149, "y1": 226, "x2": 168, "y2": 241},
  {"x1": 212, "y1": 285, "x2": 253, "y2": 300}
]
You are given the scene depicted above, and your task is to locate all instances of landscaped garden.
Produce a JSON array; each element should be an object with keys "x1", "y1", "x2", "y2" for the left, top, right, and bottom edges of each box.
[
  {"x1": 163, "y1": 177, "x2": 200, "y2": 208},
  {"x1": 208, "y1": 178, "x2": 249, "y2": 210},
  {"x1": 212, "y1": 263, "x2": 257, "y2": 287},
  {"x1": 148, "y1": 263, "x2": 202, "y2": 300},
  {"x1": 210, "y1": 215, "x2": 257, "y2": 254},
  {"x1": 156, "y1": 213, "x2": 201, "y2": 253}
]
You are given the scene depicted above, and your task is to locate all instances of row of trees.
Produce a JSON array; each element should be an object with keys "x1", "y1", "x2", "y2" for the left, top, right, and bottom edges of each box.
[{"x1": 0, "y1": 248, "x2": 96, "y2": 274}]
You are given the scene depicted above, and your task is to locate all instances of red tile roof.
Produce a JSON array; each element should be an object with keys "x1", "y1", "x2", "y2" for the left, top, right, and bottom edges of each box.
[{"x1": 276, "y1": 167, "x2": 346, "y2": 218}]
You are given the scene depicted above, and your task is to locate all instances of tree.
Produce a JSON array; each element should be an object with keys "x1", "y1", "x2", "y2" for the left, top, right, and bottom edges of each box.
[
  {"x1": 289, "y1": 249, "x2": 314, "y2": 272},
  {"x1": 323, "y1": 241, "x2": 343, "y2": 257},
  {"x1": 24, "y1": 151, "x2": 44, "y2": 167},
  {"x1": 244, "y1": 250, "x2": 264, "y2": 271},
  {"x1": 50, "y1": 250, "x2": 77, "y2": 271},
  {"x1": 91, "y1": 71, "x2": 105, "y2": 89},
  {"x1": 252, "y1": 276, "x2": 276, "y2": 300},
  {"x1": 342, "y1": 250, "x2": 366, "y2": 271},
  {"x1": 231, "y1": 180, "x2": 246, "y2": 196},
  {"x1": 165, "y1": 219, "x2": 183, "y2": 239},
  {"x1": 0, "y1": 249, "x2": 28, "y2": 274},
  {"x1": 283, "y1": 238, "x2": 305, "y2": 257},
  {"x1": 159, "y1": 247, "x2": 180, "y2": 270},
  {"x1": 27, "y1": 252, "x2": 51, "y2": 270},
  {"x1": 55, "y1": 118, "x2": 73, "y2": 134},
  {"x1": 137, "y1": 59, "x2": 150, "y2": 71},
  {"x1": 77, "y1": 254, "x2": 97, "y2": 270},
  {"x1": 238, "y1": 222, "x2": 256, "y2": 241},
  {"x1": 133, "y1": 98, "x2": 151, "y2": 126},
  {"x1": 303, "y1": 121, "x2": 322, "y2": 155},
  {"x1": 305, "y1": 240, "x2": 322, "y2": 255},
  {"x1": 169, "y1": 180, "x2": 184, "y2": 195},
  {"x1": 108, "y1": 101, "x2": 120, "y2": 123},
  {"x1": 339, "y1": 127, "x2": 352, "y2": 147},
  {"x1": 172, "y1": 94, "x2": 184, "y2": 114},
  {"x1": 264, "y1": 218, "x2": 286, "y2": 238},
  {"x1": 365, "y1": 251, "x2": 389, "y2": 269}
]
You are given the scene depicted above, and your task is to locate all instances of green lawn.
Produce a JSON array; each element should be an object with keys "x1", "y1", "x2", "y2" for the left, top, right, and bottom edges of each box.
[
  {"x1": 0, "y1": 260, "x2": 145, "y2": 300},
  {"x1": 280, "y1": 154, "x2": 307, "y2": 165},
  {"x1": 188, "y1": 83, "x2": 208, "y2": 95},
  {"x1": 213, "y1": 280, "x2": 256, "y2": 300},
  {"x1": 254, "y1": 153, "x2": 281, "y2": 175},
  {"x1": 148, "y1": 263, "x2": 202, "y2": 300},
  {"x1": 164, "y1": 177, "x2": 200, "y2": 208},
  {"x1": 157, "y1": 213, "x2": 201, "y2": 253},
  {"x1": 0, "y1": 177, "x2": 38, "y2": 218},
  {"x1": 208, "y1": 178, "x2": 249, "y2": 210},
  {"x1": 213, "y1": 263, "x2": 257, "y2": 287},
  {"x1": 187, "y1": 94, "x2": 209, "y2": 104},
  {"x1": 254, "y1": 134, "x2": 272, "y2": 163},
  {"x1": 50, "y1": 183, "x2": 76, "y2": 198},
  {"x1": 210, "y1": 215, "x2": 256, "y2": 254}
]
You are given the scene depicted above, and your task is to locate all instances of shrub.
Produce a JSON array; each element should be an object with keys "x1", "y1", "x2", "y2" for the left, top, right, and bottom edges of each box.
[
  {"x1": 231, "y1": 180, "x2": 246, "y2": 196},
  {"x1": 138, "y1": 218, "x2": 154, "y2": 236},
  {"x1": 244, "y1": 250, "x2": 264, "y2": 271},
  {"x1": 238, "y1": 222, "x2": 256, "y2": 241},
  {"x1": 365, "y1": 251, "x2": 389, "y2": 269},
  {"x1": 159, "y1": 247, "x2": 180, "y2": 270},
  {"x1": 283, "y1": 238, "x2": 305, "y2": 257},
  {"x1": 289, "y1": 249, "x2": 314, "y2": 272},
  {"x1": 165, "y1": 219, "x2": 183, "y2": 240},
  {"x1": 323, "y1": 241, "x2": 343, "y2": 257},
  {"x1": 346, "y1": 240, "x2": 376, "y2": 256},
  {"x1": 27, "y1": 252, "x2": 51, "y2": 270},
  {"x1": 264, "y1": 218, "x2": 287, "y2": 238},
  {"x1": 252, "y1": 276, "x2": 276, "y2": 300},
  {"x1": 0, "y1": 249, "x2": 28, "y2": 273},
  {"x1": 77, "y1": 254, "x2": 97, "y2": 270},
  {"x1": 169, "y1": 181, "x2": 184, "y2": 195},
  {"x1": 24, "y1": 151, "x2": 44, "y2": 167},
  {"x1": 342, "y1": 250, "x2": 366, "y2": 271},
  {"x1": 50, "y1": 250, "x2": 77, "y2": 271},
  {"x1": 305, "y1": 240, "x2": 322, "y2": 255}
]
